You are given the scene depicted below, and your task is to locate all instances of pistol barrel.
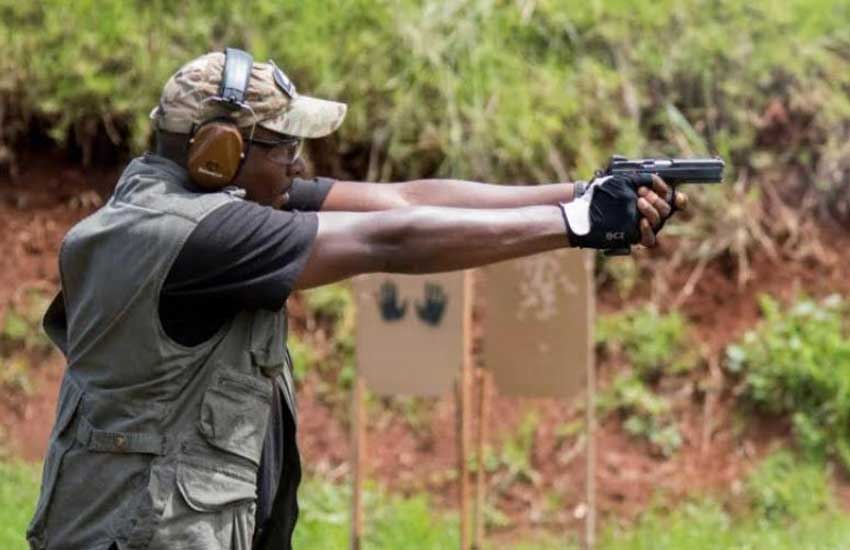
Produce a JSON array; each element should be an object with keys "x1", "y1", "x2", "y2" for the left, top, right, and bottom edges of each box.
[{"x1": 605, "y1": 155, "x2": 725, "y2": 185}]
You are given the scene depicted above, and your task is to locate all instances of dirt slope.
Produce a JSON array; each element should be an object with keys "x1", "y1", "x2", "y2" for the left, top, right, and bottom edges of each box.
[{"x1": 2, "y1": 155, "x2": 849, "y2": 536}]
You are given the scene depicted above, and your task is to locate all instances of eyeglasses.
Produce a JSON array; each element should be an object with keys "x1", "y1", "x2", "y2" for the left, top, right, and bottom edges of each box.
[{"x1": 249, "y1": 136, "x2": 304, "y2": 166}]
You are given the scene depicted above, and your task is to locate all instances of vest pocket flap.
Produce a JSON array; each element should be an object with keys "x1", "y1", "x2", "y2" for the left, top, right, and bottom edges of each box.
[
  {"x1": 198, "y1": 371, "x2": 272, "y2": 465},
  {"x1": 177, "y1": 460, "x2": 256, "y2": 512},
  {"x1": 249, "y1": 310, "x2": 287, "y2": 374}
]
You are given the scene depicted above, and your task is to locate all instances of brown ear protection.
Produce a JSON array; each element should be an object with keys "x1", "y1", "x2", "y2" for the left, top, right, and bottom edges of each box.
[{"x1": 186, "y1": 48, "x2": 255, "y2": 189}]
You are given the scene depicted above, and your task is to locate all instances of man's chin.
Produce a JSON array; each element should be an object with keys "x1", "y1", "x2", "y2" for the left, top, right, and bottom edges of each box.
[{"x1": 271, "y1": 192, "x2": 290, "y2": 209}]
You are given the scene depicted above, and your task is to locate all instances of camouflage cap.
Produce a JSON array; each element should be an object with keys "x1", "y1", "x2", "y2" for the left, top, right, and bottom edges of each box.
[{"x1": 150, "y1": 51, "x2": 347, "y2": 139}]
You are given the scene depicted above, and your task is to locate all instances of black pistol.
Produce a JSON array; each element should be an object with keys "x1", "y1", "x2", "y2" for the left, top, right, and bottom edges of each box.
[{"x1": 600, "y1": 155, "x2": 725, "y2": 255}]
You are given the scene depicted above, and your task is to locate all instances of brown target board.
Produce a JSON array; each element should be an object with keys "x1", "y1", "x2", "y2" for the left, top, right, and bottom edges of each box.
[
  {"x1": 352, "y1": 271, "x2": 466, "y2": 396},
  {"x1": 482, "y1": 248, "x2": 594, "y2": 399}
]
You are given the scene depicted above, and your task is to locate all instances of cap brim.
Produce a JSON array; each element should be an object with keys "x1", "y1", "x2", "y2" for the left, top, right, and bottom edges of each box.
[{"x1": 258, "y1": 95, "x2": 347, "y2": 139}]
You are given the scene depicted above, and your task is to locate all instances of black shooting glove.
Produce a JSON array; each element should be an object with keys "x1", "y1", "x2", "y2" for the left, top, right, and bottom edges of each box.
[{"x1": 559, "y1": 173, "x2": 652, "y2": 250}]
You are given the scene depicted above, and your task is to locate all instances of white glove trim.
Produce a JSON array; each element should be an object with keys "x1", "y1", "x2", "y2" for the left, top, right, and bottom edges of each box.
[{"x1": 560, "y1": 175, "x2": 610, "y2": 236}]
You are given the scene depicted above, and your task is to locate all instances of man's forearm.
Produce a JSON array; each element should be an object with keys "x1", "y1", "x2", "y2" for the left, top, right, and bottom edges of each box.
[
  {"x1": 322, "y1": 179, "x2": 576, "y2": 212},
  {"x1": 371, "y1": 205, "x2": 570, "y2": 273},
  {"x1": 295, "y1": 205, "x2": 571, "y2": 289},
  {"x1": 396, "y1": 179, "x2": 576, "y2": 209}
]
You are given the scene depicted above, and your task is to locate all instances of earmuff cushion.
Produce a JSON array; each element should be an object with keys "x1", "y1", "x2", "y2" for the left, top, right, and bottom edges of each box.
[{"x1": 187, "y1": 122, "x2": 245, "y2": 189}]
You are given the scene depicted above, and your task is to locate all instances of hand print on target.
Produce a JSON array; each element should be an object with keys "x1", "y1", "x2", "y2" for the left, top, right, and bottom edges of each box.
[
  {"x1": 354, "y1": 272, "x2": 464, "y2": 396},
  {"x1": 376, "y1": 280, "x2": 448, "y2": 326},
  {"x1": 377, "y1": 280, "x2": 407, "y2": 322},
  {"x1": 415, "y1": 282, "x2": 448, "y2": 326}
]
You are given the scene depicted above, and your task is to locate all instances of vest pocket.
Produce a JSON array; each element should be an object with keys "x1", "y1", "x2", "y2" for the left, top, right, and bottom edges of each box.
[
  {"x1": 198, "y1": 371, "x2": 272, "y2": 466},
  {"x1": 150, "y1": 454, "x2": 257, "y2": 549},
  {"x1": 26, "y1": 377, "x2": 84, "y2": 548},
  {"x1": 177, "y1": 456, "x2": 256, "y2": 512}
]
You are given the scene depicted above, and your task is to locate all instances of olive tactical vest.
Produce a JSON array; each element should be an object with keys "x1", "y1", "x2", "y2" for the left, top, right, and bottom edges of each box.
[{"x1": 27, "y1": 154, "x2": 300, "y2": 550}]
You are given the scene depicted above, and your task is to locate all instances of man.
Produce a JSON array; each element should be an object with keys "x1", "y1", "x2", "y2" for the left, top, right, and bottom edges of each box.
[{"x1": 28, "y1": 49, "x2": 685, "y2": 550}]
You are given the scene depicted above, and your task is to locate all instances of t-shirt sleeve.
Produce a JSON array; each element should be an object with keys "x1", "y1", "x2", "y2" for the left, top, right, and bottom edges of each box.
[
  {"x1": 160, "y1": 200, "x2": 318, "y2": 346},
  {"x1": 284, "y1": 176, "x2": 335, "y2": 212}
]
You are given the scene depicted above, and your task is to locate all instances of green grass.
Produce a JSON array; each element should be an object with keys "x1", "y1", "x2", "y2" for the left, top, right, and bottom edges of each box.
[
  {"x1": 294, "y1": 477, "x2": 459, "y2": 549},
  {"x1": 0, "y1": 462, "x2": 39, "y2": 550},
  {"x1": 4, "y1": 455, "x2": 850, "y2": 549},
  {"x1": 601, "y1": 499, "x2": 850, "y2": 550},
  {"x1": 601, "y1": 450, "x2": 850, "y2": 550}
]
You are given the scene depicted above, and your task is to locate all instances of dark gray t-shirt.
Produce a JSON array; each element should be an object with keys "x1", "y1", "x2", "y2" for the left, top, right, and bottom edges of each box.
[{"x1": 159, "y1": 175, "x2": 334, "y2": 539}]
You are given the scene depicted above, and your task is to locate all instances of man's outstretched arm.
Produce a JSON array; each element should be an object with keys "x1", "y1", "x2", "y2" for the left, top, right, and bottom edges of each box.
[
  {"x1": 319, "y1": 179, "x2": 577, "y2": 211},
  {"x1": 294, "y1": 173, "x2": 676, "y2": 291}
]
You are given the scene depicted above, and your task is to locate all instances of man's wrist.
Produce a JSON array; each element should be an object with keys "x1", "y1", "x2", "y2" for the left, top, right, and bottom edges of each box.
[
  {"x1": 572, "y1": 181, "x2": 587, "y2": 199},
  {"x1": 557, "y1": 203, "x2": 576, "y2": 248}
]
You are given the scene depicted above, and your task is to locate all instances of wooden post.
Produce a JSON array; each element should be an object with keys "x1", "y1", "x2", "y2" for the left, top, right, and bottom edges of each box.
[
  {"x1": 456, "y1": 270, "x2": 474, "y2": 550},
  {"x1": 350, "y1": 376, "x2": 367, "y2": 550},
  {"x1": 472, "y1": 368, "x2": 491, "y2": 550},
  {"x1": 584, "y1": 253, "x2": 596, "y2": 550}
]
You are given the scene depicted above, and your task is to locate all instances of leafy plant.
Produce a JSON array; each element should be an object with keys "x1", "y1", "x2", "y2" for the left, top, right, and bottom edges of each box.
[
  {"x1": 0, "y1": 357, "x2": 34, "y2": 395},
  {"x1": 726, "y1": 294, "x2": 850, "y2": 470},
  {"x1": 303, "y1": 284, "x2": 353, "y2": 323},
  {"x1": 292, "y1": 284, "x2": 356, "y2": 399},
  {"x1": 1, "y1": 289, "x2": 51, "y2": 352},
  {"x1": 286, "y1": 333, "x2": 316, "y2": 382},
  {"x1": 747, "y1": 450, "x2": 834, "y2": 523},
  {"x1": 597, "y1": 306, "x2": 700, "y2": 380},
  {"x1": 599, "y1": 373, "x2": 682, "y2": 457},
  {"x1": 488, "y1": 410, "x2": 541, "y2": 488}
]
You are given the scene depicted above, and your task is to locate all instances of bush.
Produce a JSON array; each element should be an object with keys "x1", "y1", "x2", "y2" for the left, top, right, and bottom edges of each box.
[
  {"x1": 3, "y1": 1, "x2": 850, "y2": 193},
  {"x1": 597, "y1": 306, "x2": 700, "y2": 380},
  {"x1": 726, "y1": 295, "x2": 850, "y2": 469},
  {"x1": 747, "y1": 450, "x2": 834, "y2": 523},
  {"x1": 598, "y1": 373, "x2": 682, "y2": 457}
]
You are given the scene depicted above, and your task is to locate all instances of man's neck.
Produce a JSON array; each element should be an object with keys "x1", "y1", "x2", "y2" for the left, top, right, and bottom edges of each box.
[{"x1": 154, "y1": 130, "x2": 190, "y2": 169}]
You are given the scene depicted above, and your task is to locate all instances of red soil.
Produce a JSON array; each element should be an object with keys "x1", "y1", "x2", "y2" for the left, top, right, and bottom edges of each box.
[{"x1": 1, "y1": 154, "x2": 849, "y2": 540}]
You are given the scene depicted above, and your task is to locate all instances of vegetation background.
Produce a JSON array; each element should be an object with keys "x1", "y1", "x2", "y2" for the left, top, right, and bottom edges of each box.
[{"x1": 2, "y1": 0, "x2": 850, "y2": 548}]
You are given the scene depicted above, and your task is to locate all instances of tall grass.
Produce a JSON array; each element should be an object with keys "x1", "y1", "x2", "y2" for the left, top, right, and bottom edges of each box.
[
  {"x1": 3, "y1": 455, "x2": 849, "y2": 549},
  {"x1": 3, "y1": 1, "x2": 850, "y2": 184}
]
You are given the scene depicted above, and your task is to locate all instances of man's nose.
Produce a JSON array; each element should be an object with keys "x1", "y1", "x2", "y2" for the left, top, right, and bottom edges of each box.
[{"x1": 287, "y1": 158, "x2": 306, "y2": 178}]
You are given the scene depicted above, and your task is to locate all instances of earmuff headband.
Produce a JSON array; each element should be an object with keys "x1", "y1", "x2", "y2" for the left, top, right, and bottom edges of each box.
[{"x1": 219, "y1": 48, "x2": 253, "y2": 108}]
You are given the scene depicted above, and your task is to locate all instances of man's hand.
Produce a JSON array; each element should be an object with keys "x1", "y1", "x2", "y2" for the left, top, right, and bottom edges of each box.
[
  {"x1": 636, "y1": 175, "x2": 689, "y2": 247},
  {"x1": 561, "y1": 173, "x2": 688, "y2": 250}
]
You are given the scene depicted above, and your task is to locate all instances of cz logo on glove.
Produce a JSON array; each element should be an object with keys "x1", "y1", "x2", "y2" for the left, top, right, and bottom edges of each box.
[{"x1": 605, "y1": 231, "x2": 625, "y2": 241}]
